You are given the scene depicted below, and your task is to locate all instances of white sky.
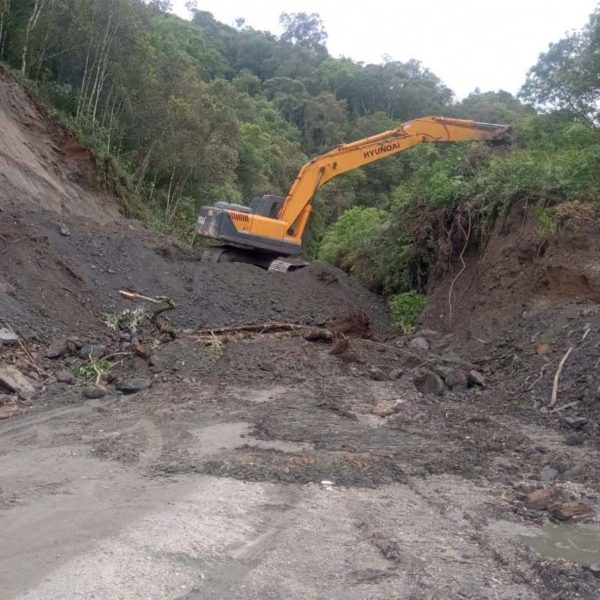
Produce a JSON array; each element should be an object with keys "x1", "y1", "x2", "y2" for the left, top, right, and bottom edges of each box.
[{"x1": 171, "y1": 0, "x2": 598, "y2": 99}]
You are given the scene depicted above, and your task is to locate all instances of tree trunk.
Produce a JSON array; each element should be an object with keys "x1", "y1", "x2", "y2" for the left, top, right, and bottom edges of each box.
[
  {"x1": 0, "y1": 0, "x2": 11, "y2": 60},
  {"x1": 21, "y1": 0, "x2": 46, "y2": 75}
]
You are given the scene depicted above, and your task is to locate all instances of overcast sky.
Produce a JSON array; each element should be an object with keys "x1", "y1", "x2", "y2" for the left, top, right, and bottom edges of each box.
[{"x1": 171, "y1": 0, "x2": 597, "y2": 99}]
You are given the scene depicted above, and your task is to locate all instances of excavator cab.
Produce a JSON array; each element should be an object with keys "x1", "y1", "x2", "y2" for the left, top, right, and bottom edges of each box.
[
  {"x1": 196, "y1": 194, "x2": 301, "y2": 257},
  {"x1": 250, "y1": 195, "x2": 285, "y2": 219}
]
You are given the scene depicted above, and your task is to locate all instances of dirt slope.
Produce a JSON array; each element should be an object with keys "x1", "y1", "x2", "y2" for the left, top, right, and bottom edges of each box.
[
  {"x1": 423, "y1": 202, "x2": 600, "y2": 424},
  {"x1": 0, "y1": 67, "x2": 389, "y2": 338}
]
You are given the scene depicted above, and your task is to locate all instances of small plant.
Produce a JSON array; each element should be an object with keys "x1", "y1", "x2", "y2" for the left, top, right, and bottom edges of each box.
[
  {"x1": 389, "y1": 290, "x2": 426, "y2": 335},
  {"x1": 72, "y1": 358, "x2": 110, "y2": 383},
  {"x1": 533, "y1": 205, "x2": 555, "y2": 236},
  {"x1": 104, "y1": 306, "x2": 147, "y2": 334},
  {"x1": 198, "y1": 334, "x2": 225, "y2": 360}
]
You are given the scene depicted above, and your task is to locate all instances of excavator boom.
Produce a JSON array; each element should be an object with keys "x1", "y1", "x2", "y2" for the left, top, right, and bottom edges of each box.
[{"x1": 196, "y1": 116, "x2": 510, "y2": 266}]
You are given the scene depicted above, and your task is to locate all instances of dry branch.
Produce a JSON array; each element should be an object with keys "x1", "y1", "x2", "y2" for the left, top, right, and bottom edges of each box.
[
  {"x1": 193, "y1": 321, "x2": 309, "y2": 337},
  {"x1": 550, "y1": 346, "x2": 574, "y2": 408},
  {"x1": 118, "y1": 289, "x2": 177, "y2": 339},
  {"x1": 0, "y1": 321, "x2": 46, "y2": 377}
]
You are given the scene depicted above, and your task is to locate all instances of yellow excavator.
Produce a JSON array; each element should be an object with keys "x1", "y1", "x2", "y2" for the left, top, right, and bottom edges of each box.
[{"x1": 196, "y1": 116, "x2": 511, "y2": 271}]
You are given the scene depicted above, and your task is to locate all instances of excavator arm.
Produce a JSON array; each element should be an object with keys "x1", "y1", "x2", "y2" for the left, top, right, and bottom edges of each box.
[{"x1": 196, "y1": 116, "x2": 511, "y2": 263}]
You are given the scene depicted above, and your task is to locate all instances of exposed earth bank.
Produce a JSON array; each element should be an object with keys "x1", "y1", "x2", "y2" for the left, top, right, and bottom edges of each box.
[{"x1": 1, "y1": 67, "x2": 599, "y2": 599}]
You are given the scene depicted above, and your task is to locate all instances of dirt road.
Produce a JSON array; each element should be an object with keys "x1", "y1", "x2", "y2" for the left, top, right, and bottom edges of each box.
[{"x1": 2, "y1": 336, "x2": 599, "y2": 599}]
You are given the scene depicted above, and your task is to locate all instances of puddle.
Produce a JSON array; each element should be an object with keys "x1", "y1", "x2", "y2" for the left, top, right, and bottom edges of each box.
[
  {"x1": 490, "y1": 519, "x2": 600, "y2": 568},
  {"x1": 190, "y1": 422, "x2": 314, "y2": 456},
  {"x1": 523, "y1": 523, "x2": 600, "y2": 567}
]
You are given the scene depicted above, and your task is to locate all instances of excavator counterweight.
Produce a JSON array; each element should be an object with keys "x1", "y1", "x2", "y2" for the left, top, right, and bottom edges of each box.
[{"x1": 196, "y1": 116, "x2": 511, "y2": 270}]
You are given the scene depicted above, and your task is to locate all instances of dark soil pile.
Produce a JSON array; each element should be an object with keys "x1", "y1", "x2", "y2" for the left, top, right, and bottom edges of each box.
[{"x1": 0, "y1": 68, "x2": 390, "y2": 340}]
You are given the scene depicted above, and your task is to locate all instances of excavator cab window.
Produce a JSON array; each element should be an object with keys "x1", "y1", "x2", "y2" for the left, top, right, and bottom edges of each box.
[{"x1": 250, "y1": 195, "x2": 284, "y2": 219}]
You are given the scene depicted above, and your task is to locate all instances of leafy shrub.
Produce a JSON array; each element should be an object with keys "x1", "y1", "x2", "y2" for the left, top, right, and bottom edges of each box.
[
  {"x1": 318, "y1": 206, "x2": 386, "y2": 288},
  {"x1": 389, "y1": 290, "x2": 426, "y2": 334}
]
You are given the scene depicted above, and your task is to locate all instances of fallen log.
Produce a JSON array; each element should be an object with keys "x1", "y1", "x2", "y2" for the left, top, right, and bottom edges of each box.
[{"x1": 192, "y1": 321, "x2": 308, "y2": 336}]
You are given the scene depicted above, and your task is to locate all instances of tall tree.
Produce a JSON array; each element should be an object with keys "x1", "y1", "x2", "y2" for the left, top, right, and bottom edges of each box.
[
  {"x1": 279, "y1": 12, "x2": 327, "y2": 52},
  {"x1": 520, "y1": 8, "x2": 600, "y2": 124}
]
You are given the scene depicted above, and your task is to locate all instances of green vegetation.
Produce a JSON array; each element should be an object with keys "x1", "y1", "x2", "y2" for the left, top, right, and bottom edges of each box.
[
  {"x1": 4, "y1": 2, "x2": 600, "y2": 313},
  {"x1": 72, "y1": 358, "x2": 110, "y2": 382},
  {"x1": 389, "y1": 291, "x2": 426, "y2": 334}
]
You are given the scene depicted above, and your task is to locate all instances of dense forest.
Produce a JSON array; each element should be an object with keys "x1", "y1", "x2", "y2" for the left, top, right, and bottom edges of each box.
[{"x1": 3, "y1": 1, "x2": 600, "y2": 312}]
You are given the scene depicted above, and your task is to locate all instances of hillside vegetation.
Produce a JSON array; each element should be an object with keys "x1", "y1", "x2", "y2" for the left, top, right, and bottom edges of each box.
[{"x1": 4, "y1": 2, "x2": 600, "y2": 303}]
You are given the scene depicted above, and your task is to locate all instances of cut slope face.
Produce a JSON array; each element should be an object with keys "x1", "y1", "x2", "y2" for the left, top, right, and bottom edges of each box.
[
  {"x1": 0, "y1": 67, "x2": 120, "y2": 221},
  {"x1": 0, "y1": 69, "x2": 389, "y2": 337},
  {"x1": 423, "y1": 202, "x2": 600, "y2": 339},
  {"x1": 423, "y1": 202, "x2": 600, "y2": 417}
]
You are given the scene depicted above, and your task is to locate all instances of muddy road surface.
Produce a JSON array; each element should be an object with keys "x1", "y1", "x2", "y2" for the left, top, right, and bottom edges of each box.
[{"x1": 2, "y1": 334, "x2": 600, "y2": 599}]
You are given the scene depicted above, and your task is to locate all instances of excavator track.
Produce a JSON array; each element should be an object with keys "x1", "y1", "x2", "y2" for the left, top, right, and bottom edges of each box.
[
  {"x1": 198, "y1": 246, "x2": 309, "y2": 272},
  {"x1": 267, "y1": 258, "x2": 310, "y2": 273},
  {"x1": 198, "y1": 248, "x2": 229, "y2": 263}
]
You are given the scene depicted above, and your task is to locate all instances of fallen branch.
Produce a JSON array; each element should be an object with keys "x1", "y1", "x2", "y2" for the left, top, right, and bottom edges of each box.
[
  {"x1": 549, "y1": 346, "x2": 574, "y2": 408},
  {"x1": 549, "y1": 401, "x2": 579, "y2": 414},
  {"x1": 118, "y1": 290, "x2": 171, "y2": 305},
  {"x1": 258, "y1": 347, "x2": 299, "y2": 370},
  {"x1": 0, "y1": 321, "x2": 46, "y2": 377},
  {"x1": 193, "y1": 321, "x2": 309, "y2": 338},
  {"x1": 118, "y1": 289, "x2": 177, "y2": 340},
  {"x1": 522, "y1": 362, "x2": 551, "y2": 394}
]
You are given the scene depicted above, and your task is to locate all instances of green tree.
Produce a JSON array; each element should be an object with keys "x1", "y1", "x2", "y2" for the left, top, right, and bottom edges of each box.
[
  {"x1": 279, "y1": 12, "x2": 327, "y2": 52},
  {"x1": 520, "y1": 8, "x2": 600, "y2": 124}
]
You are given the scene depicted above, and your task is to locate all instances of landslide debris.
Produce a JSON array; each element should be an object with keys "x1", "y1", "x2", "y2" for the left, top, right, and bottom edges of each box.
[{"x1": 0, "y1": 66, "x2": 390, "y2": 340}]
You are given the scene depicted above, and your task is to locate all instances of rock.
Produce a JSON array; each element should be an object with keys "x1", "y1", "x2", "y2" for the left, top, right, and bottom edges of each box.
[
  {"x1": 0, "y1": 366, "x2": 36, "y2": 400},
  {"x1": 589, "y1": 564, "x2": 600, "y2": 574},
  {"x1": 303, "y1": 329, "x2": 334, "y2": 342},
  {"x1": 0, "y1": 402, "x2": 20, "y2": 420},
  {"x1": 467, "y1": 370, "x2": 485, "y2": 388},
  {"x1": 56, "y1": 369, "x2": 74, "y2": 384},
  {"x1": 408, "y1": 336, "x2": 429, "y2": 351},
  {"x1": 563, "y1": 416, "x2": 588, "y2": 430},
  {"x1": 440, "y1": 351, "x2": 463, "y2": 364},
  {"x1": 46, "y1": 337, "x2": 68, "y2": 359},
  {"x1": 435, "y1": 366, "x2": 467, "y2": 390},
  {"x1": 561, "y1": 465, "x2": 584, "y2": 482},
  {"x1": 565, "y1": 432, "x2": 587, "y2": 446},
  {"x1": 536, "y1": 343, "x2": 551, "y2": 355},
  {"x1": 371, "y1": 400, "x2": 400, "y2": 417},
  {"x1": 115, "y1": 378, "x2": 153, "y2": 394},
  {"x1": 0, "y1": 327, "x2": 18, "y2": 345},
  {"x1": 540, "y1": 465, "x2": 559, "y2": 483},
  {"x1": 414, "y1": 328, "x2": 440, "y2": 339},
  {"x1": 524, "y1": 488, "x2": 554, "y2": 510},
  {"x1": 77, "y1": 343, "x2": 107, "y2": 359},
  {"x1": 82, "y1": 385, "x2": 107, "y2": 399},
  {"x1": 389, "y1": 367, "x2": 403, "y2": 380},
  {"x1": 414, "y1": 369, "x2": 445, "y2": 396},
  {"x1": 134, "y1": 343, "x2": 152, "y2": 359},
  {"x1": 59, "y1": 224, "x2": 70, "y2": 236},
  {"x1": 550, "y1": 501, "x2": 594, "y2": 521},
  {"x1": 368, "y1": 366, "x2": 387, "y2": 381}
]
